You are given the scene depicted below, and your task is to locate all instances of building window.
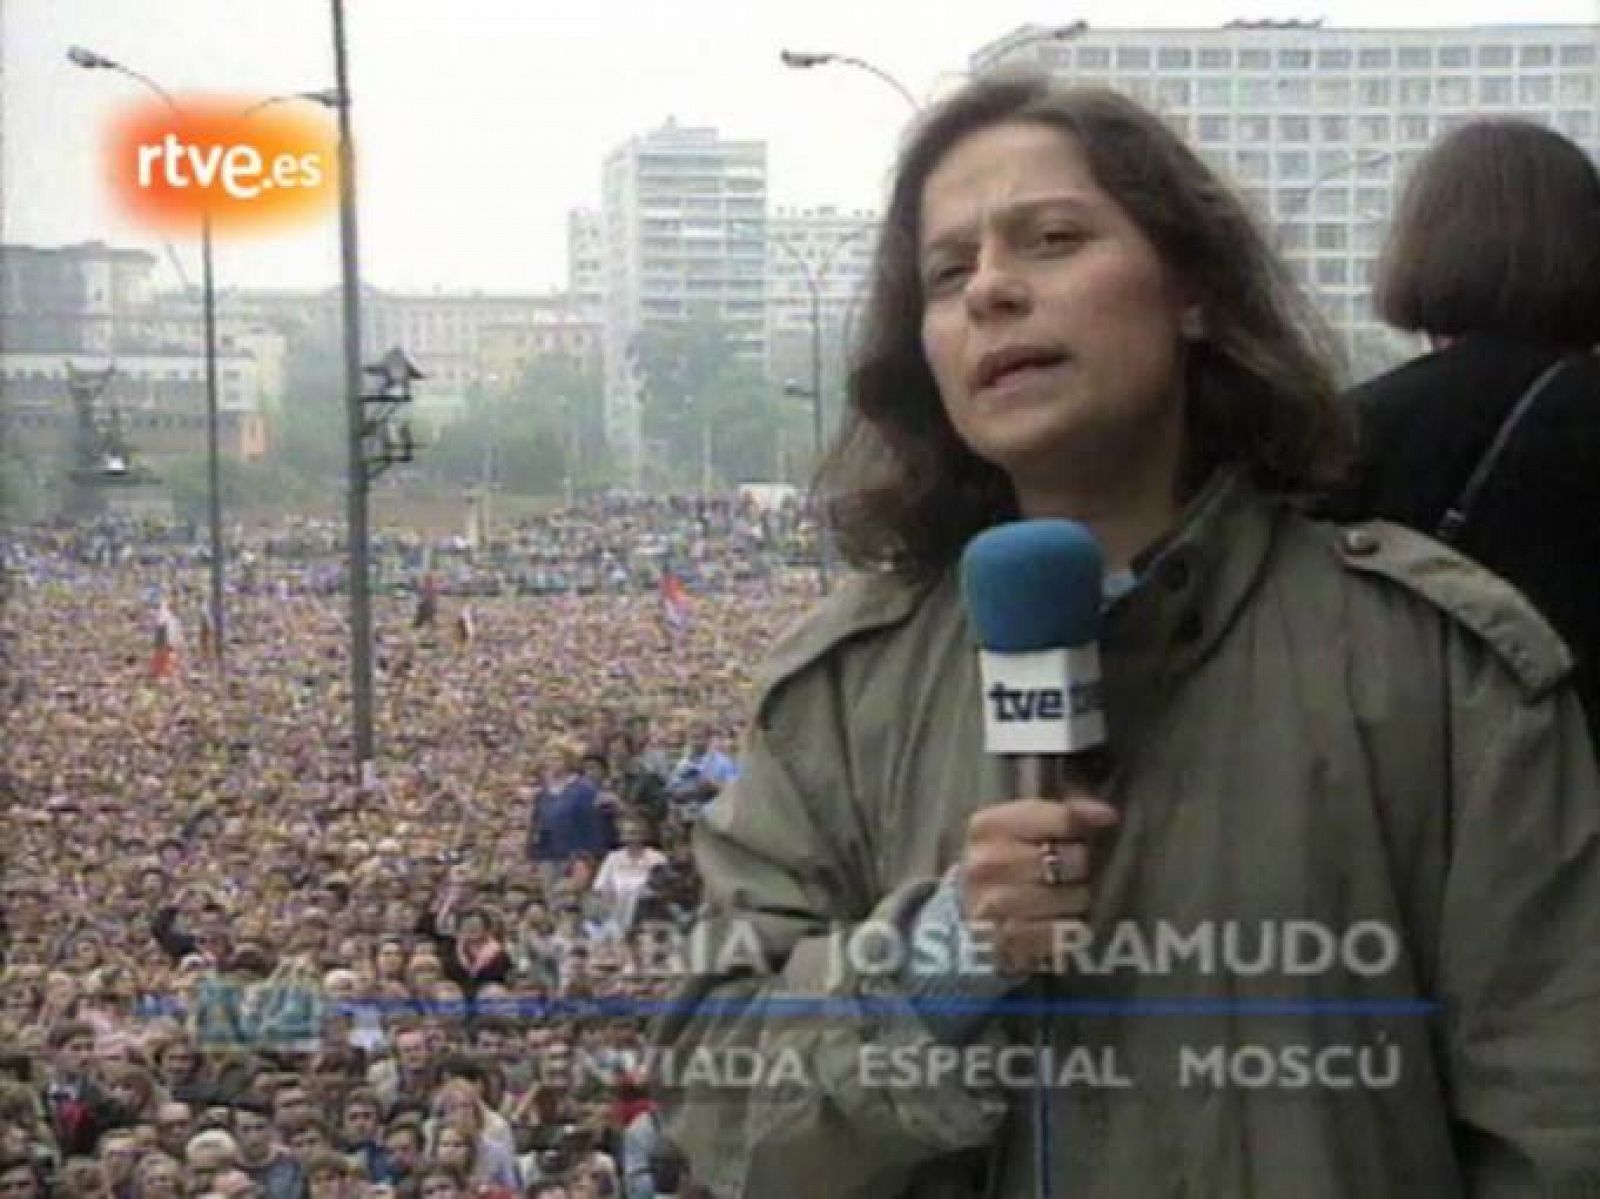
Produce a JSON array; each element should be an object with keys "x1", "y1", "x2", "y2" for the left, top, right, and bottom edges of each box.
[
  {"x1": 1357, "y1": 114, "x2": 1391, "y2": 142},
  {"x1": 1398, "y1": 47, "x2": 1431, "y2": 68},
  {"x1": 1236, "y1": 150, "x2": 1270, "y2": 181},
  {"x1": 1315, "y1": 78, "x2": 1351, "y2": 105},
  {"x1": 1277, "y1": 49, "x2": 1311, "y2": 69},
  {"x1": 1116, "y1": 47, "x2": 1150, "y2": 69},
  {"x1": 1277, "y1": 79, "x2": 1311, "y2": 105},
  {"x1": 1318, "y1": 115, "x2": 1349, "y2": 142},
  {"x1": 1157, "y1": 47, "x2": 1192, "y2": 69},
  {"x1": 1078, "y1": 46, "x2": 1110, "y2": 68},
  {"x1": 1356, "y1": 186, "x2": 1389, "y2": 214},
  {"x1": 1519, "y1": 76, "x2": 1553, "y2": 104},
  {"x1": 1155, "y1": 78, "x2": 1191, "y2": 107},
  {"x1": 1438, "y1": 46, "x2": 1471, "y2": 67},
  {"x1": 1198, "y1": 79, "x2": 1233, "y2": 106},
  {"x1": 1239, "y1": 115, "x2": 1271, "y2": 143},
  {"x1": 1278, "y1": 150, "x2": 1311, "y2": 180},
  {"x1": 1438, "y1": 77, "x2": 1471, "y2": 106},
  {"x1": 1558, "y1": 111, "x2": 1594, "y2": 139},
  {"x1": 1519, "y1": 44, "x2": 1553, "y2": 67},
  {"x1": 1398, "y1": 78, "x2": 1431, "y2": 105},
  {"x1": 1315, "y1": 149, "x2": 1352, "y2": 175},
  {"x1": 1313, "y1": 188, "x2": 1350, "y2": 217},
  {"x1": 1278, "y1": 116, "x2": 1313, "y2": 143},
  {"x1": 1400, "y1": 114, "x2": 1431, "y2": 142},
  {"x1": 1238, "y1": 48, "x2": 1270, "y2": 69},
  {"x1": 1315, "y1": 223, "x2": 1347, "y2": 251},
  {"x1": 1478, "y1": 44, "x2": 1513, "y2": 67},
  {"x1": 1200, "y1": 47, "x2": 1233, "y2": 69},
  {"x1": 1358, "y1": 79, "x2": 1391, "y2": 106},
  {"x1": 1317, "y1": 48, "x2": 1352, "y2": 69},
  {"x1": 1559, "y1": 75, "x2": 1594, "y2": 104},
  {"x1": 1560, "y1": 43, "x2": 1596, "y2": 66},
  {"x1": 1197, "y1": 115, "x2": 1232, "y2": 141},
  {"x1": 1316, "y1": 259, "x2": 1349, "y2": 285},
  {"x1": 1479, "y1": 77, "x2": 1512, "y2": 104},
  {"x1": 1358, "y1": 47, "x2": 1392, "y2": 69},
  {"x1": 1239, "y1": 78, "x2": 1274, "y2": 106}
]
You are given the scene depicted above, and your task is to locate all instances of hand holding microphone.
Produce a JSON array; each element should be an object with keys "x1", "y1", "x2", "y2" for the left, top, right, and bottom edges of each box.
[
  {"x1": 959, "y1": 518, "x2": 1118, "y2": 977},
  {"x1": 959, "y1": 796, "x2": 1120, "y2": 976}
]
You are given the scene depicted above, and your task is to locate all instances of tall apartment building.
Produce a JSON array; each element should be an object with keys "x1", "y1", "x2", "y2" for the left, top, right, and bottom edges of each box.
[
  {"x1": 973, "y1": 22, "x2": 1600, "y2": 371},
  {"x1": 766, "y1": 206, "x2": 878, "y2": 389},
  {"x1": 600, "y1": 119, "x2": 767, "y2": 485}
]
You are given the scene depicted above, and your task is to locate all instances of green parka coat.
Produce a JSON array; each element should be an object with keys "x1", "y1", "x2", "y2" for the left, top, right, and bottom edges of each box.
[{"x1": 655, "y1": 472, "x2": 1600, "y2": 1198}]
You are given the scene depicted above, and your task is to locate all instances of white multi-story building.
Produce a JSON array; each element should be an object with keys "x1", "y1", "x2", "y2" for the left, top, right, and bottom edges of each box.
[
  {"x1": 766, "y1": 206, "x2": 878, "y2": 389},
  {"x1": 973, "y1": 21, "x2": 1600, "y2": 372},
  {"x1": 600, "y1": 119, "x2": 767, "y2": 485}
]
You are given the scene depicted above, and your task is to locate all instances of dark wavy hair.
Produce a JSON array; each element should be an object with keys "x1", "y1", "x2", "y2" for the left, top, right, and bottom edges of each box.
[
  {"x1": 1375, "y1": 118, "x2": 1600, "y2": 348},
  {"x1": 817, "y1": 74, "x2": 1351, "y2": 581}
]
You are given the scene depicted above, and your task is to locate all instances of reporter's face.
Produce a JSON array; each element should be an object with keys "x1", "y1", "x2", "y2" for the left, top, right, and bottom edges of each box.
[{"x1": 918, "y1": 120, "x2": 1193, "y2": 503}]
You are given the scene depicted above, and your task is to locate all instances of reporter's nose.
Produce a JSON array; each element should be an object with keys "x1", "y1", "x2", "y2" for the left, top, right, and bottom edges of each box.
[{"x1": 964, "y1": 247, "x2": 1031, "y2": 321}]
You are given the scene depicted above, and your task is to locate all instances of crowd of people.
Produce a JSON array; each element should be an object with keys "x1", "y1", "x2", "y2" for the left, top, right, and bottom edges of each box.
[
  {"x1": 0, "y1": 497, "x2": 820, "y2": 1199},
  {"x1": 6, "y1": 493, "x2": 820, "y2": 604}
]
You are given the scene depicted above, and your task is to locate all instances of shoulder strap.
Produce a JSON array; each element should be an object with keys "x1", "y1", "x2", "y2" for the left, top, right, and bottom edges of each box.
[{"x1": 1436, "y1": 355, "x2": 1574, "y2": 545}]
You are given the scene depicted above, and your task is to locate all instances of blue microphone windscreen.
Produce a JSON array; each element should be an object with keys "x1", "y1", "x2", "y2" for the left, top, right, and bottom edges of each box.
[{"x1": 960, "y1": 520, "x2": 1104, "y2": 651}]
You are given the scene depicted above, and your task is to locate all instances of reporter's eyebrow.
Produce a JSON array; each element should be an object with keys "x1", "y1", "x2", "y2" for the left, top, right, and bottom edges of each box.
[{"x1": 921, "y1": 192, "x2": 1100, "y2": 259}]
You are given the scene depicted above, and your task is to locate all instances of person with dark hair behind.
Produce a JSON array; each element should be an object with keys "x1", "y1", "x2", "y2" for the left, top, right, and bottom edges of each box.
[
  {"x1": 653, "y1": 74, "x2": 1600, "y2": 1197},
  {"x1": 1333, "y1": 117, "x2": 1600, "y2": 742}
]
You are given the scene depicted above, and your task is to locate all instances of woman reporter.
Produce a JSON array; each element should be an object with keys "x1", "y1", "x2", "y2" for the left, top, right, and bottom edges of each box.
[{"x1": 654, "y1": 75, "x2": 1600, "y2": 1198}]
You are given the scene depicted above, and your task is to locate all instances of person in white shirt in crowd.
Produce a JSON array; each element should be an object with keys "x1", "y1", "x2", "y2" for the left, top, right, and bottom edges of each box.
[{"x1": 590, "y1": 816, "x2": 668, "y2": 940}]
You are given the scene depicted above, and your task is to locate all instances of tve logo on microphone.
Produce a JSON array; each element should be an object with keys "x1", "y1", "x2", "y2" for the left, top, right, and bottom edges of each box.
[
  {"x1": 978, "y1": 646, "x2": 1106, "y2": 755},
  {"x1": 987, "y1": 680, "x2": 1103, "y2": 722}
]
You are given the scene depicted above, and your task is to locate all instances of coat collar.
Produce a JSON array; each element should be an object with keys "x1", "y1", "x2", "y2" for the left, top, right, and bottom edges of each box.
[
  {"x1": 754, "y1": 469, "x2": 1284, "y2": 723},
  {"x1": 1103, "y1": 468, "x2": 1283, "y2": 718}
]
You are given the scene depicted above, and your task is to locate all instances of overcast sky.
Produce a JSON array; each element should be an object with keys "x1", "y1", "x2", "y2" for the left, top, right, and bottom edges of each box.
[{"x1": 4, "y1": 0, "x2": 1596, "y2": 294}]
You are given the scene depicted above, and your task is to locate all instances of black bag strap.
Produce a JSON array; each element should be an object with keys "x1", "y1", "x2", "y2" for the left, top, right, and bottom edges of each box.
[{"x1": 1436, "y1": 355, "x2": 1574, "y2": 545}]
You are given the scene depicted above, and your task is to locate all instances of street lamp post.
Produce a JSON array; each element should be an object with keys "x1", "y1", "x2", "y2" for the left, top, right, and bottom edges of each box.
[
  {"x1": 67, "y1": 47, "x2": 229, "y2": 669},
  {"x1": 773, "y1": 227, "x2": 871, "y2": 593},
  {"x1": 327, "y1": 0, "x2": 379, "y2": 788},
  {"x1": 68, "y1": 49, "x2": 341, "y2": 673},
  {"x1": 779, "y1": 49, "x2": 920, "y2": 111}
]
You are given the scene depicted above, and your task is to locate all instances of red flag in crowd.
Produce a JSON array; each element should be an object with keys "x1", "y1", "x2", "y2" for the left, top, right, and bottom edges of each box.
[{"x1": 660, "y1": 569, "x2": 690, "y2": 635}]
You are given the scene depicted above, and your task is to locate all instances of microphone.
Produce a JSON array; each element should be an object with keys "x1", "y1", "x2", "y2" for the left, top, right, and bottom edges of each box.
[
  {"x1": 960, "y1": 523, "x2": 1108, "y2": 1199},
  {"x1": 960, "y1": 519, "x2": 1107, "y2": 800}
]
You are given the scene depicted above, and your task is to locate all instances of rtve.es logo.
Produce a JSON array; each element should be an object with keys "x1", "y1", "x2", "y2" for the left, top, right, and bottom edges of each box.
[{"x1": 107, "y1": 96, "x2": 338, "y2": 234}]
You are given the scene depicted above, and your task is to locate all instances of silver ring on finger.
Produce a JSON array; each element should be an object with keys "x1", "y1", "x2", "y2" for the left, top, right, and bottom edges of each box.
[{"x1": 1039, "y1": 840, "x2": 1069, "y2": 888}]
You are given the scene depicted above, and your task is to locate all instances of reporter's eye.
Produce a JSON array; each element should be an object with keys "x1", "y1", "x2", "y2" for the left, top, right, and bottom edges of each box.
[
  {"x1": 1034, "y1": 224, "x2": 1085, "y2": 250},
  {"x1": 923, "y1": 261, "x2": 972, "y2": 294}
]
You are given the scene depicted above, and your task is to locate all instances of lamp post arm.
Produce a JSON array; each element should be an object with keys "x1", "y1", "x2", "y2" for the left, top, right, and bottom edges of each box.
[
  {"x1": 108, "y1": 64, "x2": 182, "y2": 115},
  {"x1": 830, "y1": 55, "x2": 919, "y2": 111}
]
